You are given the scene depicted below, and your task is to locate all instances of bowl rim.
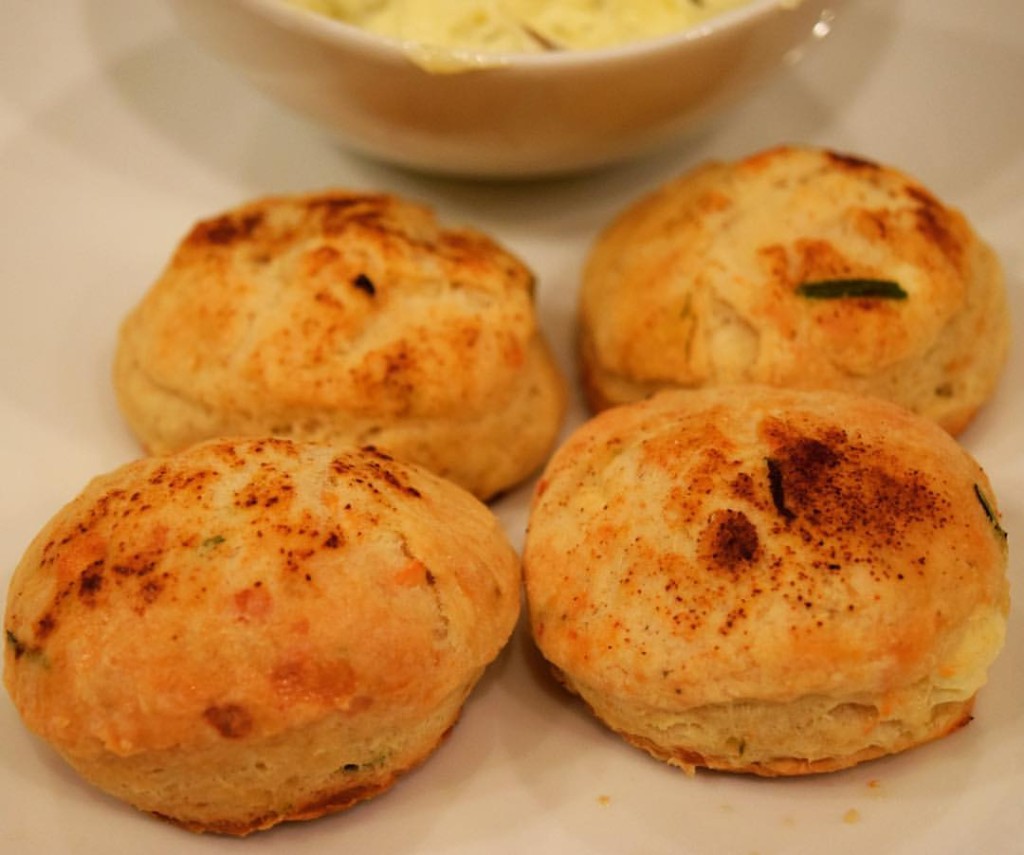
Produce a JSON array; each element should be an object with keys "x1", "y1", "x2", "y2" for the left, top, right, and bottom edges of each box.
[{"x1": 226, "y1": 0, "x2": 813, "y2": 70}]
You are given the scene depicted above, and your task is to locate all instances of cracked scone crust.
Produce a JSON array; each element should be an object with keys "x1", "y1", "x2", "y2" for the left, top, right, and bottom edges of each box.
[
  {"x1": 524, "y1": 386, "x2": 1009, "y2": 775},
  {"x1": 114, "y1": 190, "x2": 565, "y2": 499},
  {"x1": 579, "y1": 145, "x2": 1009, "y2": 434},
  {"x1": 3, "y1": 438, "x2": 521, "y2": 834}
]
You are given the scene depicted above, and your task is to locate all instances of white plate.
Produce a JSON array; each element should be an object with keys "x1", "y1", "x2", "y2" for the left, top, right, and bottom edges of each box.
[{"x1": 1, "y1": 1, "x2": 1021, "y2": 852}]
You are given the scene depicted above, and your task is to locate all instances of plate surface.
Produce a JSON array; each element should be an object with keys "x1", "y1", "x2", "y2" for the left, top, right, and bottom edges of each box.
[{"x1": 1, "y1": 1, "x2": 1021, "y2": 852}]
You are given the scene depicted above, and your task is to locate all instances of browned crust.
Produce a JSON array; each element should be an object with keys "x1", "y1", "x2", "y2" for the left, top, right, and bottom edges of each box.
[
  {"x1": 153, "y1": 778, "x2": 392, "y2": 836},
  {"x1": 577, "y1": 325, "x2": 615, "y2": 413},
  {"x1": 152, "y1": 723, "x2": 458, "y2": 836},
  {"x1": 620, "y1": 699, "x2": 975, "y2": 778}
]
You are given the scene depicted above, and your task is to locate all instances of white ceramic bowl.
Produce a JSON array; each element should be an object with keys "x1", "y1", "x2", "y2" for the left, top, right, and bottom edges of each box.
[{"x1": 168, "y1": 0, "x2": 842, "y2": 178}]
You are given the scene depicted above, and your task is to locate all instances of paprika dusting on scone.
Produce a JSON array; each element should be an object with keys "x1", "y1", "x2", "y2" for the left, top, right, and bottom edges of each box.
[{"x1": 524, "y1": 386, "x2": 1010, "y2": 776}]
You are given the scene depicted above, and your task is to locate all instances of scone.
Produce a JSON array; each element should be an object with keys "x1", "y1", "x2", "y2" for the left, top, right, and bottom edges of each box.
[
  {"x1": 4, "y1": 438, "x2": 521, "y2": 834},
  {"x1": 114, "y1": 190, "x2": 566, "y2": 500},
  {"x1": 524, "y1": 386, "x2": 1010, "y2": 776},
  {"x1": 579, "y1": 145, "x2": 1009, "y2": 434}
]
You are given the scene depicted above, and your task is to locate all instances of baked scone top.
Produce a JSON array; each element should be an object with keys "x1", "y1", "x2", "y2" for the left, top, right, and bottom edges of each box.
[
  {"x1": 525, "y1": 387, "x2": 1009, "y2": 709},
  {"x1": 4, "y1": 438, "x2": 521, "y2": 759},
  {"x1": 580, "y1": 146, "x2": 1008, "y2": 433},
  {"x1": 117, "y1": 190, "x2": 541, "y2": 435}
]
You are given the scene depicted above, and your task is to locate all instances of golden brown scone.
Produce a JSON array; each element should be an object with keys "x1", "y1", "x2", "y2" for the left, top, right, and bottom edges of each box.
[
  {"x1": 4, "y1": 438, "x2": 521, "y2": 834},
  {"x1": 114, "y1": 190, "x2": 565, "y2": 500},
  {"x1": 524, "y1": 386, "x2": 1010, "y2": 776},
  {"x1": 579, "y1": 145, "x2": 1009, "y2": 435}
]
